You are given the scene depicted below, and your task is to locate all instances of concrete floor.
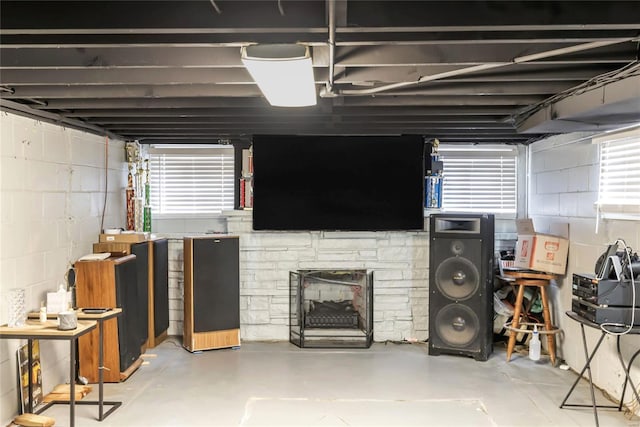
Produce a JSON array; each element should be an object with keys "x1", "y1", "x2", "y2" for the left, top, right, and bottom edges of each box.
[{"x1": 39, "y1": 340, "x2": 639, "y2": 427}]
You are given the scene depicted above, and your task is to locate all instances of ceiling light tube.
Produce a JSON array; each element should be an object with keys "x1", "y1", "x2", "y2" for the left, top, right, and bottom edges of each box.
[{"x1": 241, "y1": 44, "x2": 317, "y2": 107}]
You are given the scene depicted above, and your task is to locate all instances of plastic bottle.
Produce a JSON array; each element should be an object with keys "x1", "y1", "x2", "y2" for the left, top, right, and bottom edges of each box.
[
  {"x1": 39, "y1": 301, "x2": 47, "y2": 323},
  {"x1": 529, "y1": 325, "x2": 541, "y2": 361}
]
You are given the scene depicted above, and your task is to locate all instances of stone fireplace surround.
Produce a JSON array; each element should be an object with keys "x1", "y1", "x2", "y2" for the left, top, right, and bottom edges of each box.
[{"x1": 225, "y1": 210, "x2": 429, "y2": 342}]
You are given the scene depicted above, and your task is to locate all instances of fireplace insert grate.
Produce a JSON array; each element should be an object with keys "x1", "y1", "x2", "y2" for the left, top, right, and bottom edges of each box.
[
  {"x1": 304, "y1": 300, "x2": 359, "y2": 328},
  {"x1": 290, "y1": 269, "x2": 372, "y2": 348}
]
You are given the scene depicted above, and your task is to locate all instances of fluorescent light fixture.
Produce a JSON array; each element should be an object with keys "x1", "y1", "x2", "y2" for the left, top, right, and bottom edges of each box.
[{"x1": 241, "y1": 44, "x2": 316, "y2": 107}]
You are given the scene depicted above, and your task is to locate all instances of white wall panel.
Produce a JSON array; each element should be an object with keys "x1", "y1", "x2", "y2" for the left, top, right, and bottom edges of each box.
[{"x1": 0, "y1": 111, "x2": 126, "y2": 425}]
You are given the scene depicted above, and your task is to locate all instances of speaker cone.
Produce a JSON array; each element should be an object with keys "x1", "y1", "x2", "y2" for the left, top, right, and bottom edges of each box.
[
  {"x1": 434, "y1": 304, "x2": 479, "y2": 348},
  {"x1": 434, "y1": 256, "x2": 480, "y2": 300}
]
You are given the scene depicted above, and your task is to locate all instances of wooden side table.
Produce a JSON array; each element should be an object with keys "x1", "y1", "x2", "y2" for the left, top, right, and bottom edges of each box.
[
  {"x1": 28, "y1": 308, "x2": 124, "y2": 421},
  {"x1": 0, "y1": 320, "x2": 96, "y2": 427},
  {"x1": 501, "y1": 270, "x2": 560, "y2": 365}
]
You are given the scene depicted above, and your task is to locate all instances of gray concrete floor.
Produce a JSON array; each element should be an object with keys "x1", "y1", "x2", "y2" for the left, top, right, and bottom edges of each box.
[{"x1": 40, "y1": 340, "x2": 639, "y2": 427}]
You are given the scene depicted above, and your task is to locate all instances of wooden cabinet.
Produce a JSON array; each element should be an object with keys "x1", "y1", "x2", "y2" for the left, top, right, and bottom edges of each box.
[
  {"x1": 75, "y1": 255, "x2": 142, "y2": 382},
  {"x1": 93, "y1": 238, "x2": 169, "y2": 348},
  {"x1": 183, "y1": 235, "x2": 240, "y2": 352}
]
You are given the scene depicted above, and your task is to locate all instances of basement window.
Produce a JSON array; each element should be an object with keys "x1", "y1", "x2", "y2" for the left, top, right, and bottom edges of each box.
[
  {"x1": 439, "y1": 144, "x2": 518, "y2": 216},
  {"x1": 148, "y1": 145, "x2": 235, "y2": 216},
  {"x1": 595, "y1": 127, "x2": 640, "y2": 219}
]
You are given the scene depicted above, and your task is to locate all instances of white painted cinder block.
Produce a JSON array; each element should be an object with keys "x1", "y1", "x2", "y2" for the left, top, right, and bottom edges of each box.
[
  {"x1": 567, "y1": 165, "x2": 591, "y2": 192},
  {"x1": 42, "y1": 133, "x2": 70, "y2": 165},
  {"x1": 0, "y1": 157, "x2": 27, "y2": 191},
  {"x1": 529, "y1": 135, "x2": 640, "y2": 418},
  {"x1": 559, "y1": 193, "x2": 579, "y2": 218},
  {"x1": 43, "y1": 192, "x2": 67, "y2": 220},
  {"x1": 14, "y1": 120, "x2": 44, "y2": 162},
  {"x1": 26, "y1": 160, "x2": 63, "y2": 192},
  {"x1": 0, "y1": 115, "x2": 16, "y2": 157},
  {"x1": 1, "y1": 112, "x2": 127, "y2": 417},
  {"x1": 537, "y1": 170, "x2": 568, "y2": 194},
  {"x1": 575, "y1": 191, "x2": 598, "y2": 218},
  {"x1": 71, "y1": 165, "x2": 102, "y2": 192}
]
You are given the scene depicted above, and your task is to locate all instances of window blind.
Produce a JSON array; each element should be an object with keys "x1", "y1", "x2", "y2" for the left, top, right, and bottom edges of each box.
[
  {"x1": 596, "y1": 137, "x2": 640, "y2": 208},
  {"x1": 440, "y1": 146, "x2": 517, "y2": 214},
  {"x1": 149, "y1": 146, "x2": 235, "y2": 215}
]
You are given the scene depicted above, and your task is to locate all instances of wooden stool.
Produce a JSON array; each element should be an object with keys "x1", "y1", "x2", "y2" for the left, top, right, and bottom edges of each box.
[{"x1": 502, "y1": 270, "x2": 559, "y2": 365}]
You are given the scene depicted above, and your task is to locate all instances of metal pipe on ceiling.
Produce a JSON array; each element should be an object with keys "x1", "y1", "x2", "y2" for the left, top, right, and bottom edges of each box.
[
  {"x1": 209, "y1": 0, "x2": 221, "y2": 14},
  {"x1": 326, "y1": 0, "x2": 336, "y2": 93},
  {"x1": 333, "y1": 38, "x2": 636, "y2": 96}
]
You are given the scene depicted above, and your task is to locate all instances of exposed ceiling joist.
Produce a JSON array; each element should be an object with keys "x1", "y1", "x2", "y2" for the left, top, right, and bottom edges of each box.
[{"x1": 1, "y1": 1, "x2": 638, "y2": 143}]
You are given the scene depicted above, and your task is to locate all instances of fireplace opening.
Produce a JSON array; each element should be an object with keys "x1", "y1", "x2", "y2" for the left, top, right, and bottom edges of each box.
[{"x1": 290, "y1": 269, "x2": 373, "y2": 348}]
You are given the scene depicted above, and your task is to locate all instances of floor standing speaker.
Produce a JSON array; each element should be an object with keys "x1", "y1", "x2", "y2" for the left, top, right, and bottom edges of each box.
[
  {"x1": 93, "y1": 238, "x2": 170, "y2": 348},
  {"x1": 76, "y1": 254, "x2": 142, "y2": 382},
  {"x1": 130, "y1": 242, "x2": 149, "y2": 348},
  {"x1": 183, "y1": 235, "x2": 241, "y2": 352},
  {"x1": 150, "y1": 238, "x2": 169, "y2": 346},
  {"x1": 428, "y1": 213, "x2": 494, "y2": 361},
  {"x1": 113, "y1": 256, "x2": 143, "y2": 370}
]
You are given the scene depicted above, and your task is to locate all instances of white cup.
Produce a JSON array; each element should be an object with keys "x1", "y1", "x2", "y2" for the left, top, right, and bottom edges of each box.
[{"x1": 58, "y1": 311, "x2": 78, "y2": 330}]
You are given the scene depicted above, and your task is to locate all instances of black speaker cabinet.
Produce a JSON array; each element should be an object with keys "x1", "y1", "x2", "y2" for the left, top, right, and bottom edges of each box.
[
  {"x1": 130, "y1": 242, "x2": 149, "y2": 348},
  {"x1": 183, "y1": 235, "x2": 241, "y2": 352},
  {"x1": 93, "y1": 238, "x2": 170, "y2": 349},
  {"x1": 76, "y1": 255, "x2": 142, "y2": 382},
  {"x1": 428, "y1": 213, "x2": 494, "y2": 361},
  {"x1": 150, "y1": 238, "x2": 170, "y2": 346}
]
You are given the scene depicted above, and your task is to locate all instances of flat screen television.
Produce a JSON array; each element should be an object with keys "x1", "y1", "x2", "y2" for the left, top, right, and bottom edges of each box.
[{"x1": 252, "y1": 135, "x2": 425, "y2": 231}]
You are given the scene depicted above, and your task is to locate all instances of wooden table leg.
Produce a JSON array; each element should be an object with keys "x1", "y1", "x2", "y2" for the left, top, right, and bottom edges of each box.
[
  {"x1": 507, "y1": 283, "x2": 526, "y2": 361},
  {"x1": 539, "y1": 285, "x2": 556, "y2": 365}
]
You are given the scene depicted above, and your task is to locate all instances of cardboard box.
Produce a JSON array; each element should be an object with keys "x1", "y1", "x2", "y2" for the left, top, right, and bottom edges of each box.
[
  {"x1": 99, "y1": 232, "x2": 147, "y2": 243},
  {"x1": 514, "y1": 219, "x2": 569, "y2": 275}
]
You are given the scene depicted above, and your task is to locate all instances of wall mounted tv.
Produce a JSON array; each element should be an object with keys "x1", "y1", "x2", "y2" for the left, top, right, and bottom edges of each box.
[{"x1": 252, "y1": 135, "x2": 425, "y2": 231}]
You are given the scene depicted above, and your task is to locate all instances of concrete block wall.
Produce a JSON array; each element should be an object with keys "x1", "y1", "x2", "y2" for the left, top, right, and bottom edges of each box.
[
  {"x1": 529, "y1": 133, "x2": 640, "y2": 414},
  {"x1": 167, "y1": 238, "x2": 185, "y2": 336},
  {"x1": 0, "y1": 112, "x2": 126, "y2": 424}
]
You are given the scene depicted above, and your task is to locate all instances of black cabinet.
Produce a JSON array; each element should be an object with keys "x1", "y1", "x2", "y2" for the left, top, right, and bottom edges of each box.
[{"x1": 183, "y1": 235, "x2": 240, "y2": 352}]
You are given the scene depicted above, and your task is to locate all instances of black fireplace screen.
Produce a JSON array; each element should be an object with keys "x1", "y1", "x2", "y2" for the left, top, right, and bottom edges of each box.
[{"x1": 290, "y1": 269, "x2": 373, "y2": 348}]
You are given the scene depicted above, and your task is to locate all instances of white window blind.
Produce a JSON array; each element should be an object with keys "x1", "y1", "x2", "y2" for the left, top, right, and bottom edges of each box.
[
  {"x1": 596, "y1": 130, "x2": 640, "y2": 213},
  {"x1": 149, "y1": 146, "x2": 235, "y2": 215},
  {"x1": 440, "y1": 145, "x2": 517, "y2": 214}
]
